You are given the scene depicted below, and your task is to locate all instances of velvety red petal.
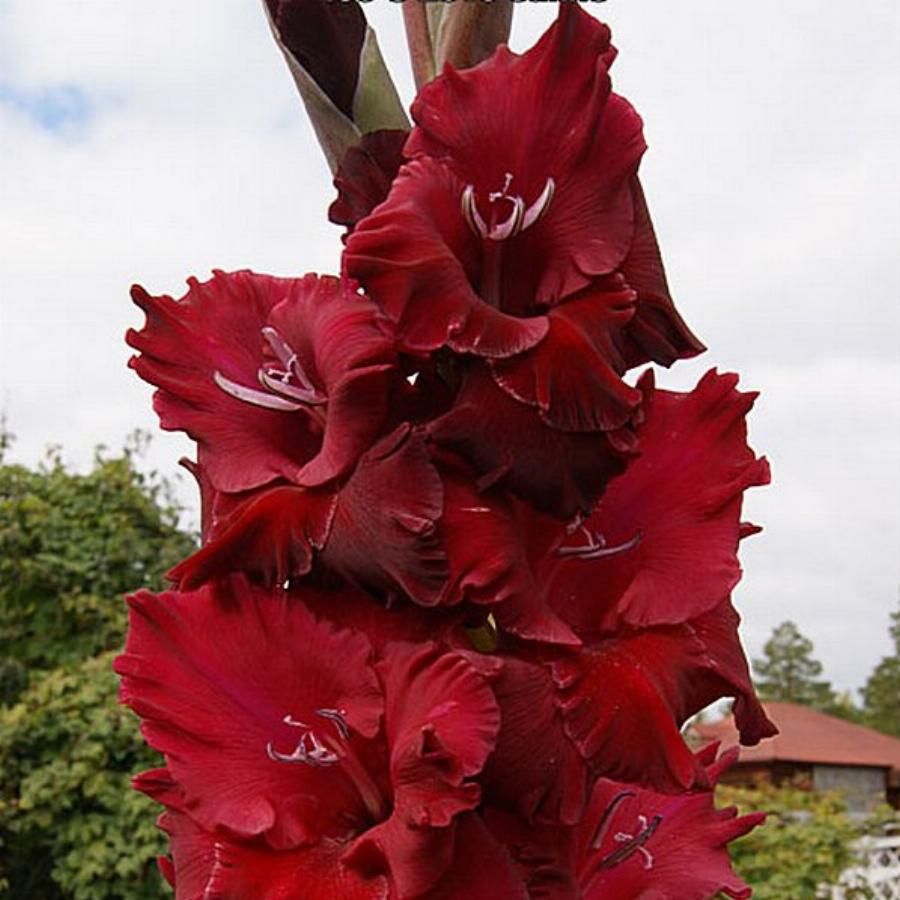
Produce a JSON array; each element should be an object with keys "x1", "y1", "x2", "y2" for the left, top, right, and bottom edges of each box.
[
  {"x1": 114, "y1": 582, "x2": 384, "y2": 848},
  {"x1": 425, "y1": 813, "x2": 530, "y2": 900},
  {"x1": 127, "y1": 271, "x2": 320, "y2": 493},
  {"x1": 490, "y1": 283, "x2": 641, "y2": 433},
  {"x1": 205, "y1": 838, "x2": 389, "y2": 900},
  {"x1": 128, "y1": 271, "x2": 398, "y2": 492},
  {"x1": 468, "y1": 654, "x2": 587, "y2": 826},
  {"x1": 171, "y1": 426, "x2": 448, "y2": 605},
  {"x1": 344, "y1": 157, "x2": 549, "y2": 358},
  {"x1": 169, "y1": 484, "x2": 337, "y2": 590},
  {"x1": 577, "y1": 747, "x2": 764, "y2": 900},
  {"x1": 543, "y1": 369, "x2": 770, "y2": 635},
  {"x1": 482, "y1": 807, "x2": 578, "y2": 900},
  {"x1": 346, "y1": 642, "x2": 499, "y2": 896},
  {"x1": 552, "y1": 637, "x2": 703, "y2": 793},
  {"x1": 157, "y1": 808, "x2": 217, "y2": 900},
  {"x1": 320, "y1": 426, "x2": 447, "y2": 606},
  {"x1": 330, "y1": 129, "x2": 409, "y2": 232},
  {"x1": 429, "y1": 364, "x2": 630, "y2": 519},
  {"x1": 408, "y1": 5, "x2": 624, "y2": 212},
  {"x1": 438, "y1": 469, "x2": 579, "y2": 645},
  {"x1": 407, "y1": 7, "x2": 645, "y2": 302},
  {"x1": 617, "y1": 178, "x2": 706, "y2": 368},
  {"x1": 552, "y1": 599, "x2": 776, "y2": 793},
  {"x1": 266, "y1": 277, "x2": 398, "y2": 487}
]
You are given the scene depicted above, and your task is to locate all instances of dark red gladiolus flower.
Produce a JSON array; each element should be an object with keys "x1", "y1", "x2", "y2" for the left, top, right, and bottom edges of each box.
[
  {"x1": 127, "y1": 270, "x2": 397, "y2": 492},
  {"x1": 345, "y1": 5, "x2": 702, "y2": 438},
  {"x1": 541, "y1": 368, "x2": 772, "y2": 635},
  {"x1": 115, "y1": 581, "x2": 500, "y2": 894},
  {"x1": 576, "y1": 745, "x2": 764, "y2": 899}
]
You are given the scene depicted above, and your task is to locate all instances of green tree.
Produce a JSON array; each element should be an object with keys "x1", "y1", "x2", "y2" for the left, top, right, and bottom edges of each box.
[
  {"x1": 720, "y1": 783, "x2": 872, "y2": 899},
  {"x1": 0, "y1": 433, "x2": 194, "y2": 699},
  {"x1": 752, "y1": 620, "x2": 837, "y2": 710},
  {"x1": 0, "y1": 437, "x2": 195, "y2": 898},
  {"x1": 861, "y1": 601, "x2": 900, "y2": 736}
]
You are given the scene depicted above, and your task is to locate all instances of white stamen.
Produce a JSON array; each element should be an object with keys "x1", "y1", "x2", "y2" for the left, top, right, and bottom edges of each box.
[
  {"x1": 461, "y1": 174, "x2": 555, "y2": 243},
  {"x1": 521, "y1": 178, "x2": 555, "y2": 231},
  {"x1": 557, "y1": 527, "x2": 642, "y2": 560},
  {"x1": 214, "y1": 370, "x2": 303, "y2": 412},
  {"x1": 259, "y1": 369, "x2": 326, "y2": 405}
]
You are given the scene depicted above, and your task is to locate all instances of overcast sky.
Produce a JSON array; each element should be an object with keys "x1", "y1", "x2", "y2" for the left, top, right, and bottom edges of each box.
[{"x1": 1, "y1": 0, "x2": 898, "y2": 696}]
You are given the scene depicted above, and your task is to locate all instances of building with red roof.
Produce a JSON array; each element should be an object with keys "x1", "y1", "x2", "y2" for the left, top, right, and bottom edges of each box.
[{"x1": 692, "y1": 701, "x2": 900, "y2": 813}]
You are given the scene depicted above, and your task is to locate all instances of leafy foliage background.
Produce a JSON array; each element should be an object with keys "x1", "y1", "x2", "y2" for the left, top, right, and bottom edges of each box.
[{"x1": 0, "y1": 435, "x2": 195, "y2": 898}]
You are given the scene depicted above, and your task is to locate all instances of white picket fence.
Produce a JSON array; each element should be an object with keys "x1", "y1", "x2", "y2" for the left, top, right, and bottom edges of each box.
[{"x1": 828, "y1": 834, "x2": 900, "y2": 899}]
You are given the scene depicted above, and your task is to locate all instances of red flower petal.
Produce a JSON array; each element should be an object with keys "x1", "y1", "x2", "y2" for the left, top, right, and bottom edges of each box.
[
  {"x1": 425, "y1": 813, "x2": 529, "y2": 900},
  {"x1": 204, "y1": 838, "x2": 389, "y2": 900},
  {"x1": 438, "y1": 468, "x2": 579, "y2": 645},
  {"x1": 171, "y1": 426, "x2": 448, "y2": 606},
  {"x1": 266, "y1": 277, "x2": 398, "y2": 487},
  {"x1": 482, "y1": 807, "x2": 579, "y2": 899},
  {"x1": 407, "y1": 7, "x2": 643, "y2": 301},
  {"x1": 429, "y1": 363, "x2": 630, "y2": 519},
  {"x1": 115, "y1": 582, "x2": 384, "y2": 848},
  {"x1": 320, "y1": 426, "x2": 447, "y2": 605},
  {"x1": 577, "y1": 747, "x2": 764, "y2": 900},
  {"x1": 470, "y1": 654, "x2": 587, "y2": 826},
  {"x1": 344, "y1": 157, "x2": 549, "y2": 358},
  {"x1": 552, "y1": 599, "x2": 776, "y2": 793},
  {"x1": 346, "y1": 642, "x2": 500, "y2": 896},
  {"x1": 169, "y1": 484, "x2": 337, "y2": 590},
  {"x1": 543, "y1": 369, "x2": 770, "y2": 635},
  {"x1": 127, "y1": 272, "x2": 320, "y2": 493},
  {"x1": 616, "y1": 178, "x2": 706, "y2": 368},
  {"x1": 490, "y1": 282, "x2": 642, "y2": 433},
  {"x1": 127, "y1": 271, "x2": 397, "y2": 493}
]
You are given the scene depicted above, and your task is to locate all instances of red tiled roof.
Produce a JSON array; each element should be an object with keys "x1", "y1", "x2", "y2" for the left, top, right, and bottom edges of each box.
[{"x1": 694, "y1": 701, "x2": 900, "y2": 772}]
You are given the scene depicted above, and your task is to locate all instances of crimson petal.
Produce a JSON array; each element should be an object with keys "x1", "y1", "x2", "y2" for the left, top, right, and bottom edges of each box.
[
  {"x1": 346, "y1": 642, "x2": 500, "y2": 896},
  {"x1": 205, "y1": 838, "x2": 389, "y2": 900},
  {"x1": 115, "y1": 582, "x2": 384, "y2": 848},
  {"x1": 127, "y1": 271, "x2": 397, "y2": 493},
  {"x1": 171, "y1": 426, "x2": 448, "y2": 606},
  {"x1": 490, "y1": 282, "x2": 641, "y2": 433},
  {"x1": 469, "y1": 654, "x2": 587, "y2": 826},
  {"x1": 330, "y1": 129, "x2": 409, "y2": 233},
  {"x1": 344, "y1": 157, "x2": 549, "y2": 358},
  {"x1": 577, "y1": 747, "x2": 764, "y2": 900},
  {"x1": 430, "y1": 363, "x2": 630, "y2": 519},
  {"x1": 552, "y1": 599, "x2": 776, "y2": 793},
  {"x1": 127, "y1": 271, "x2": 320, "y2": 493},
  {"x1": 543, "y1": 369, "x2": 770, "y2": 635},
  {"x1": 438, "y1": 469, "x2": 579, "y2": 645},
  {"x1": 170, "y1": 484, "x2": 336, "y2": 590},
  {"x1": 617, "y1": 178, "x2": 706, "y2": 368}
]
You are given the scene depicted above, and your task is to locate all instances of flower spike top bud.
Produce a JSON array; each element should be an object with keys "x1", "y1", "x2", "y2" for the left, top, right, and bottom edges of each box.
[{"x1": 263, "y1": 0, "x2": 408, "y2": 172}]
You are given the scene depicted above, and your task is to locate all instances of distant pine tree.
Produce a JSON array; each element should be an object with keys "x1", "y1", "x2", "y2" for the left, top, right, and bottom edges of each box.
[
  {"x1": 861, "y1": 602, "x2": 900, "y2": 737},
  {"x1": 752, "y1": 621, "x2": 837, "y2": 711}
]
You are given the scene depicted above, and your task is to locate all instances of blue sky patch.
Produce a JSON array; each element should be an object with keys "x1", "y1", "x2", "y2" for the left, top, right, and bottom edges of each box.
[{"x1": 0, "y1": 82, "x2": 94, "y2": 134}]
